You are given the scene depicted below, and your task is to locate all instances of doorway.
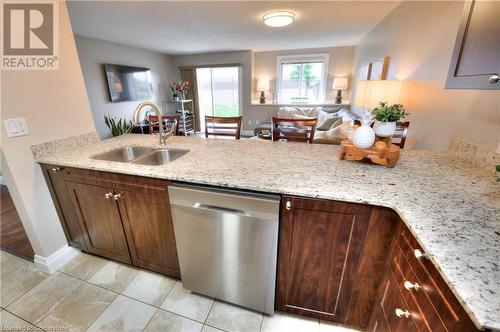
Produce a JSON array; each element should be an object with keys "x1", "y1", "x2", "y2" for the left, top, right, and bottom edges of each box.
[{"x1": 195, "y1": 66, "x2": 241, "y2": 132}]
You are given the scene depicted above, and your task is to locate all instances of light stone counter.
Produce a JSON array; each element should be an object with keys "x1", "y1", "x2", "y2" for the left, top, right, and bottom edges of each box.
[{"x1": 33, "y1": 133, "x2": 500, "y2": 331}]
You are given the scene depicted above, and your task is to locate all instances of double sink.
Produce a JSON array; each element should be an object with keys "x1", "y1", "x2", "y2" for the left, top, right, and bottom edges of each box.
[{"x1": 92, "y1": 146, "x2": 189, "y2": 166}]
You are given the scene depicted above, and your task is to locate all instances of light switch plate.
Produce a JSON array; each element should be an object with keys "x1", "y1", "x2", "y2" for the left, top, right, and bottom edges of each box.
[{"x1": 3, "y1": 118, "x2": 30, "y2": 138}]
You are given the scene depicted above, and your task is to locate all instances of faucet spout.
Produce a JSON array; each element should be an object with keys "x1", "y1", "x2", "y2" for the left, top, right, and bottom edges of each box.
[{"x1": 133, "y1": 101, "x2": 174, "y2": 146}]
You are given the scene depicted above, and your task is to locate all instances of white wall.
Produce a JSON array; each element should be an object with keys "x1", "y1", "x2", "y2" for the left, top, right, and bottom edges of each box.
[
  {"x1": 351, "y1": 1, "x2": 500, "y2": 151},
  {"x1": 253, "y1": 46, "x2": 355, "y2": 103},
  {"x1": 1, "y1": 2, "x2": 96, "y2": 258},
  {"x1": 74, "y1": 35, "x2": 175, "y2": 138}
]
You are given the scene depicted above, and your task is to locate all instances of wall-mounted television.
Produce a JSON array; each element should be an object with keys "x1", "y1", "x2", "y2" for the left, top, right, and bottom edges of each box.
[{"x1": 104, "y1": 64, "x2": 152, "y2": 102}]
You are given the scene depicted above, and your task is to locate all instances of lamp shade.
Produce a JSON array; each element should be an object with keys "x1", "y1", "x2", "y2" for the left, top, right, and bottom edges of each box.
[
  {"x1": 332, "y1": 77, "x2": 348, "y2": 90},
  {"x1": 354, "y1": 80, "x2": 404, "y2": 110},
  {"x1": 257, "y1": 79, "x2": 269, "y2": 92}
]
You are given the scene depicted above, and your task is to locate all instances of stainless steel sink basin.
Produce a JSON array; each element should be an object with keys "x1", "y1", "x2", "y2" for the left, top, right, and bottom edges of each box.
[
  {"x1": 92, "y1": 146, "x2": 155, "y2": 162},
  {"x1": 131, "y1": 149, "x2": 189, "y2": 166}
]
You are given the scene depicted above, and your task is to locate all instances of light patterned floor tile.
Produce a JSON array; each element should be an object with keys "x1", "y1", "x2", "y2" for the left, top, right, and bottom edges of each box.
[
  {"x1": 59, "y1": 253, "x2": 108, "y2": 280},
  {"x1": 0, "y1": 310, "x2": 42, "y2": 331},
  {"x1": 261, "y1": 312, "x2": 319, "y2": 332},
  {"x1": 160, "y1": 282, "x2": 214, "y2": 323},
  {"x1": 6, "y1": 272, "x2": 83, "y2": 324},
  {"x1": 122, "y1": 270, "x2": 176, "y2": 306},
  {"x1": 86, "y1": 295, "x2": 156, "y2": 332},
  {"x1": 37, "y1": 283, "x2": 117, "y2": 332},
  {"x1": 0, "y1": 251, "x2": 29, "y2": 277},
  {"x1": 144, "y1": 309, "x2": 203, "y2": 332},
  {"x1": 1, "y1": 263, "x2": 48, "y2": 307},
  {"x1": 202, "y1": 325, "x2": 226, "y2": 332},
  {"x1": 319, "y1": 320, "x2": 360, "y2": 332},
  {"x1": 206, "y1": 301, "x2": 263, "y2": 332},
  {"x1": 87, "y1": 261, "x2": 139, "y2": 293}
]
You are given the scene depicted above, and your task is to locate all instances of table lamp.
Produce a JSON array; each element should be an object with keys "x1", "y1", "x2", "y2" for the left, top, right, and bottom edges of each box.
[
  {"x1": 257, "y1": 79, "x2": 269, "y2": 104},
  {"x1": 332, "y1": 77, "x2": 348, "y2": 104}
]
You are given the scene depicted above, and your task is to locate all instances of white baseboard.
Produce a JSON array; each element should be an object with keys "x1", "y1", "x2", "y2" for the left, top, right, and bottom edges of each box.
[
  {"x1": 241, "y1": 130, "x2": 255, "y2": 137},
  {"x1": 34, "y1": 245, "x2": 80, "y2": 274},
  {"x1": 0, "y1": 175, "x2": 5, "y2": 186}
]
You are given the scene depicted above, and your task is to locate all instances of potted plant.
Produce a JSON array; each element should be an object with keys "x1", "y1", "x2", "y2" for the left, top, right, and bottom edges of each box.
[
  {"x1": 104, "y1": 115, "x2": 134, "y2": 137},
  {"x1": 371, "y1": 102, "x2": 408, "y2": 137},
  {"x1": 170, "y1": 80, "x2": 190, "y2": 100}
]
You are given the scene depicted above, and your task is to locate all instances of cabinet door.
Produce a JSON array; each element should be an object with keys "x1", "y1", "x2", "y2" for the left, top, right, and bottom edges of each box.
[
  {"x1": 277, "y1": 196, "x2": 372, "y2": 323},
  {"x1": 66, "y1": 182, "x2": 131, "y2": 264},
  {"x1": 117, "y1": 187, "x2": 180, "y2": 278},
  {"x1": 446, "y1": 1, "x2": 500, "y2": 89},
  {"x1": 40, "y1": 164, "x2": 87, "y2": 250}
]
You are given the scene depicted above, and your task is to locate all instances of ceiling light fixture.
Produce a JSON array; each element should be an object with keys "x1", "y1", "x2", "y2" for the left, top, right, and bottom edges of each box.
[{"x1": 263, "y1": 11, "x2": 295, "y2": 27}]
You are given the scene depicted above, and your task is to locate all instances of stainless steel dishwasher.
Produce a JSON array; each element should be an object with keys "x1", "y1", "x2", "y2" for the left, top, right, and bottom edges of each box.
[{"x1": 168, "y1": 184, "x2": 280, "y2": 314}]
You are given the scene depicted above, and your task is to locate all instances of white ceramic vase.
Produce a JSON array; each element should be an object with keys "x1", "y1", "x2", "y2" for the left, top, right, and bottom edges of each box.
[
  {"x1": 353, "y1": 119, "x2": 375, "y2": 148},
  {"x1": 374, "y1": 121, "x2": 397, "y2": 138}
]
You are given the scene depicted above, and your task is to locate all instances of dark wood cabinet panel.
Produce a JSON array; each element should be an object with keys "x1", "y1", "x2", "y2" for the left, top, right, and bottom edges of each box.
[
  {"x1": 446, "y1": 0, "x2": 500, "y2": 89},
  {"x1": 277, "y1": 196, "x2": 374, "y2": 325},
  {"x1": 118, "y1": 186, "x2": 180, "y2": 278},
  {"x1": 40, "y1": 164, "x2": 87, "y2": 250},
  {"x1": 66, "y1": 182, "x2": 131, "y2": 264}
]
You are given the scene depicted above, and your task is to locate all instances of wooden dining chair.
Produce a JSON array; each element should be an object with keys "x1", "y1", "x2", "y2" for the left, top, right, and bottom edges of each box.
[
  {"x1": 271, "y1": 117, "x2": 317, "y2": 143},
  {"x1": 205, "y1": 116, "x2": 243, "y2": 139},
  {"x1": 148, "y1": 115, "x2": 180, "y2": 135},
  {"x1": 392, "y1": 121, "x2": 410, "y2": 148}
]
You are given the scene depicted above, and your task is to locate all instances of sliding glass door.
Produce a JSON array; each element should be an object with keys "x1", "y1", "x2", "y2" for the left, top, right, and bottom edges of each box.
[{"x1": 196, "y1": 66, "x2": 241, "y2": 131}]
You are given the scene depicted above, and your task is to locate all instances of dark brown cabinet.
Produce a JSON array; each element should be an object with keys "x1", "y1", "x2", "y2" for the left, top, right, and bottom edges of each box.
[
  {"x1": 367, "y1": 222, "x2": 478, "y2": 332},
  {"x1": 66, "y1": 182, "x2": 131, "y2": 264},
  {"x1": 41, "y1": 164, "x2": 180, "y2": 278},
  {"x1": 446, "y1": 0, "x2": 500, "y2": 89},
  {"x1": 40, "y1": 164, "x2": 87, "y2": 250},
  {"x1": 118, "y1": 187, "x2": 180, "y2": 278},
  {"x1": 277, "y1": 196, "x2": 397, "y2": 329}
]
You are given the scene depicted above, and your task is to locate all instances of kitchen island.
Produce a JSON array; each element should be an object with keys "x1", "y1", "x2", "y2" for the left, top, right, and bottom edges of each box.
[{"x1": 33, "y1": 133, "x2": 500, "y2": 331}]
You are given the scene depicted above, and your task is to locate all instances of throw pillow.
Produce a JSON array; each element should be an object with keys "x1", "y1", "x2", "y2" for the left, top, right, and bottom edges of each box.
[{"x1": 317, "y1": 114, "x2": 341, "y2": 131}]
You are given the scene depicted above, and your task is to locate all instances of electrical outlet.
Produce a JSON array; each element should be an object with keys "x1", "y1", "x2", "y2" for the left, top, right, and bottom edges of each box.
[
  {"x1": 248, "y1": 120, "x2": 252, "y2": 125},
  {"x1": 255, "y1": 120, "x2": 260, "y2": 125},
  {"x1": 3, "y1": 118, "x2": 30, "y2": 138}
]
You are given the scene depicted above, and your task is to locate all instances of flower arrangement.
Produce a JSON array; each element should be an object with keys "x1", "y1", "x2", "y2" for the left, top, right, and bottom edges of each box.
[
  {"x1": 170, "y1": 80, "x2": 190, "y2": 99},
  {"x1": 371, "y1": 102, "x2": 408, "y2": 122}
]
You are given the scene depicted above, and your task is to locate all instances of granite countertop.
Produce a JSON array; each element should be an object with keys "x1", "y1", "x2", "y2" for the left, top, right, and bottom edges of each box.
[{"x1": 33, "y1": 133, "x2": 500, "y2": 331}]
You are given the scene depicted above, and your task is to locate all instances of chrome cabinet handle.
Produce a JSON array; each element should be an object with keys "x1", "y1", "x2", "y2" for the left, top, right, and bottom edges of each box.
[
  {"x1": 104, "y1": 192, "x2": 113, "y2": 199},
  {"x1": 489, "y1": 74, "x2": 499, "y2": 84},
  {"x1": 395, "y1": 308, "x2": 411, "y2": 318},
  {"x1": 414, "y1": 249, "x2": 428, "y2": 260},
  {"x1": 51, "y1": 167, "x2": 61, "y2": 173},
  {"x1": 113, "y1": 193, "x2": 122, "y2": 200},
  {"x1": 404, "y1": 280, "x2": 421, "y2": 291},
  {"x1": 285, "y1": 201, "x2": 291, "y2": 210}
]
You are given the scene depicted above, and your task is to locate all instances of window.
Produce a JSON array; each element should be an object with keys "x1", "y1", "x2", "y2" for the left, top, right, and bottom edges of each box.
[{"x1": 276, "y1": 54, "x2": 329, "y2": 104}]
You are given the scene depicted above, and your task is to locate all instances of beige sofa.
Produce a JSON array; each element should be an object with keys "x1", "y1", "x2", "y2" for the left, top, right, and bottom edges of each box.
[{"x1": 254, "y1": 106, "x2": 358, "y2": 144}]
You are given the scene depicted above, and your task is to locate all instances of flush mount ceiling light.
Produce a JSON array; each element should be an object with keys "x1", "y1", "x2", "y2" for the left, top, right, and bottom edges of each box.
[{"x1": 263, "y1": 11, "x2": 295, "y2": 27}]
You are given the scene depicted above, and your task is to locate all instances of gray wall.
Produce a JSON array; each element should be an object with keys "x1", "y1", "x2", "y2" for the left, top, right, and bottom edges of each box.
[{"x1": 74, "y1": 35, "x2": 175, "y2": 138}]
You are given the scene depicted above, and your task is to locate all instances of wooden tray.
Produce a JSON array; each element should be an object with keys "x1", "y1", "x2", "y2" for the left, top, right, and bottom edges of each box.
[{"x1": 339, "y1": 140, "x2": 400, "y2": 168}]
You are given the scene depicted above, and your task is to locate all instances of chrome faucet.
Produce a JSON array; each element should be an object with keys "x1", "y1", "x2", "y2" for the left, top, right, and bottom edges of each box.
[{"x1": 133, "y1": 101, "x2": 175, "y2": 146}]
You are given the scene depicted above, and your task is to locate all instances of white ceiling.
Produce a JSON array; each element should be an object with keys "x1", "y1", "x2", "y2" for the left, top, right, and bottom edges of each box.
[{"x1": 67, "y1": 1, "x2": 400, "y2": 55}]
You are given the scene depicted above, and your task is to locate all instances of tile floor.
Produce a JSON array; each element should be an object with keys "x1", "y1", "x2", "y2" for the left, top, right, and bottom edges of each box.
[{"x1": 0, "y1": 250, "x2": 359, "y2": 332}]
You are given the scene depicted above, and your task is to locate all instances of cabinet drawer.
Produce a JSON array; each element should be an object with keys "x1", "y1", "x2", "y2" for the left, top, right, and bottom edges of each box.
[
  {"x1": 388, "y1": 242, "x2": 446, "y2": 332},
  {"x1": 62, "y1": 167, "x2": 169, "y2": 195},
  {"x1": 396, "y1": 228, "x2": 477, "y2": 331}
]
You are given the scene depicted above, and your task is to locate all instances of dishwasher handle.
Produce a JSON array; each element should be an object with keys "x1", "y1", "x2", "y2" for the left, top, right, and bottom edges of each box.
[{"x1": 193, "y1": 202, "x2": 249, "y2": 216}]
